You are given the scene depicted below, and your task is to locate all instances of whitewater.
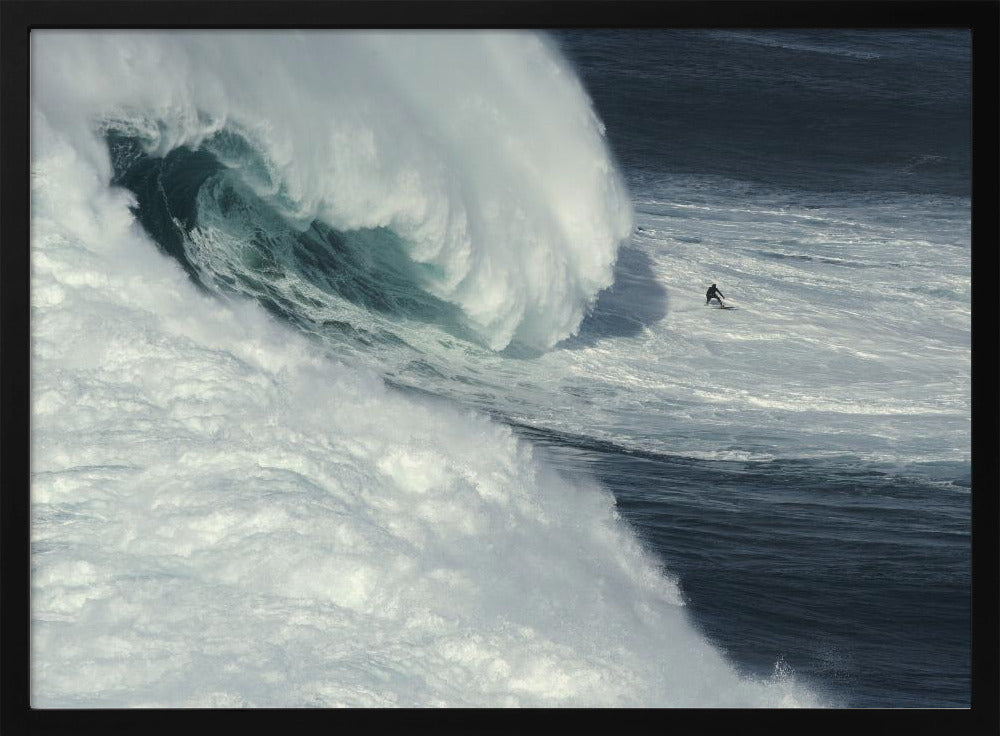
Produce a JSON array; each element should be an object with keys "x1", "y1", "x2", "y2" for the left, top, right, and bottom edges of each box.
[{"x1": 30, "y1": 30, "x2": 822, "y2": 708}]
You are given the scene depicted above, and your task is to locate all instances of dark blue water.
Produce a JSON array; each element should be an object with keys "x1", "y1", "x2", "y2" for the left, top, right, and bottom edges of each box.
[
  {"x1": 553, "y1": 29, "x2": 971, "y2": 197},
  {"x1": 543, "y1": 29, "x2": 972, "y2": 708},
  {"x1": 517, "y1": 425, "x2": 971, "y2": 707}
]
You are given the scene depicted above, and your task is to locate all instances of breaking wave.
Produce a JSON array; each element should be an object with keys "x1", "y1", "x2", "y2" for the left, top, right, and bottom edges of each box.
[
  {"x1": 35, "y1": 31, "x2": 632, "y2": 351},
  {"x1": 30, "y1": 31, "x2": 820, "y2": 707}
]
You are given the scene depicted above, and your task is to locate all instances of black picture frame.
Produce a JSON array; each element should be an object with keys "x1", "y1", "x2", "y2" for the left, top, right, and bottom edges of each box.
[{"x1": 2, "y1": 2, "x2": 997, "y2": 734}]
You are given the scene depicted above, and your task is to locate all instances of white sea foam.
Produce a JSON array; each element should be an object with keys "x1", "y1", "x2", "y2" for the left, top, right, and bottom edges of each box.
[
  {"x1": 368, "y1": 175, "x2": 971, "y2": 466},
  {"x1": 32, "y1": 30, "x2": 632, "y2": 351},
  {"x1": 30, "y1": 32, "x2": 817, "y2": 707}
]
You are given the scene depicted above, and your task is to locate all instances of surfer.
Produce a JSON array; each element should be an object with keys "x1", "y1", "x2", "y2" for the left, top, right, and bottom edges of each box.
[{"x1": 705, "y1": 283, "x2": 725, "y2": 306}]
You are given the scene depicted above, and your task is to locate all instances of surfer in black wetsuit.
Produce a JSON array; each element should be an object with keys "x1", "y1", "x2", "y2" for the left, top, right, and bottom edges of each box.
[{"x1": 706, "y1": 283, "x2": 725, "y2": 306}]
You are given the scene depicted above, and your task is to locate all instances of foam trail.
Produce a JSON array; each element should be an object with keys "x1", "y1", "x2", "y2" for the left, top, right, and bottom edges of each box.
[
  {"x1": 30, "y1": 31, "x2": 818, "y2": 707},
  {"x1": 32, "y1": 30, "x2": 632, "y2": 350}
]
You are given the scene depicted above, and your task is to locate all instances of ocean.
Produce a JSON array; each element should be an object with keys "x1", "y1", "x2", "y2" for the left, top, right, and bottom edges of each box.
[{"x1": 29, "y1": 29, "x2": 970, "y2": 708}]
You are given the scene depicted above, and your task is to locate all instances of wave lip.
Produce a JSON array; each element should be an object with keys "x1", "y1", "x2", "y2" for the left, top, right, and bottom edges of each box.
[{"x1": 33, "y1": 30, "x2": 633, "y2": 351}]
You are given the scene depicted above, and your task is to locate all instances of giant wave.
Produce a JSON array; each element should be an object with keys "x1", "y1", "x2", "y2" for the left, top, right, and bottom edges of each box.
[{"x1": 30, "y1": 31, "x2": 819, "y2": 707}]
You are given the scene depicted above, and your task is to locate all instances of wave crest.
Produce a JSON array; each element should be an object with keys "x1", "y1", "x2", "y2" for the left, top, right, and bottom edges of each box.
[{"x1": 33, "y1": 31, "x2": 633, "y2": 350}]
